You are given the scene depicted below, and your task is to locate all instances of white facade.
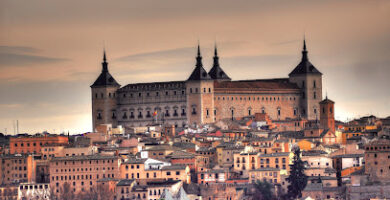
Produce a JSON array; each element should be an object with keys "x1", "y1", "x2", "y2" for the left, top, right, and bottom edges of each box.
[{"x1": 18, "y1": 183, "x2": 50, "y2": 200}]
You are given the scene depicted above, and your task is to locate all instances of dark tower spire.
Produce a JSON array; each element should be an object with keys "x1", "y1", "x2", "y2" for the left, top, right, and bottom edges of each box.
[
  {"x1": 302, "y1": 38, "x2": 308, "y2": 61},
  {"x1": 196, "y1": 43, "x2": 203, "y2": 67},
  {"x1": 213, "y1": 43, "x2": 220, "y2": 68},
  {"x1": 102, "y1": 49, "x2": 108, "y2": 72},
  {"x1": 91, "y1": 49, "x2": 120, "y2": 87},
  {"x1": 187, "y1": 44, "x2": 211, "y2": 81},
  {"x1": 208, "y1": 42, "x2": 231, "y2": 81},
  {"x1": 289, "y1": 38, "x2": 321, "y2": 76}
]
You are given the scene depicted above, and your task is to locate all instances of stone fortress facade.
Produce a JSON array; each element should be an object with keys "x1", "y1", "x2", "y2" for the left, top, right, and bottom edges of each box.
[{"x1": 91, "y1": 40, "x2": 323, "y2": 131}]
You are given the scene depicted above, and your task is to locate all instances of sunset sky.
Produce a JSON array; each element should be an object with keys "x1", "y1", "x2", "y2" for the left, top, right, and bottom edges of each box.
[{"x1": 1, "y1": 0, "x2": 389, "y2": 134}]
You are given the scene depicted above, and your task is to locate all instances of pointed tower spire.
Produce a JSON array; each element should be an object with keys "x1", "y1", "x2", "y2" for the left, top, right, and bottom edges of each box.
[
  {"x1": 208, "y1": 42, "x2": 231, "y2": 81},
  {"x1": 196, "y1": 43, "x2": 203, "y2": 67},
  {"x1": 302, "y1": 37, "x2": 308, "y2": 61},
  {"x1": 91, "y1": 49, "x2": 120, "y2": 87},
  {"x1": 103, "y1": 49, "x2": 107, "y2": 62},
  {"x1": 102, "y1": 49, "x2": 108, "y2": 72},
  {"x1": 213, "y1": 43, "x2": 219, "y2": 68},
  {"x1": 289, "y1": 37, "x2": 321, "y2": 76},
  {"x1": 187, "y1": 44, "x2": 211, "y2": 81},
  {"x1": 214, "y1": 42, "x2": 218, "y2": 57}
]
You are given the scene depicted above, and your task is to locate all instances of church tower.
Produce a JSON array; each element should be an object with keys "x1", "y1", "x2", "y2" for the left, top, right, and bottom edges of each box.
[
  {"x1": 208, "y1": 44, "x2": 231, "y2": 81},
  {"x1": 186, "y1": 44, "x2": 215, "y2": 126},
  {"x1": 320, "y1": 96, "x2": 335, "y2": 133},
  {"x1": 90, "y1": 50, "x2": 120, "y2": 131},
  {"x1": 289, "y1": 39, "x2": 322, "y2": 120}
]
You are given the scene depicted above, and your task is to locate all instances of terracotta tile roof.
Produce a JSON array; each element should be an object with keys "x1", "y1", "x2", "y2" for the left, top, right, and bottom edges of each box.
[{"x1": 214, "y1": 79, "x2": 299, "y2": 90}]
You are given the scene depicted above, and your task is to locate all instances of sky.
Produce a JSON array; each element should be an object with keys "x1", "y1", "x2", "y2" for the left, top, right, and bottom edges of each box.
[{"x1": 0, "y1": 0, "x2": 389, "y2": 134}]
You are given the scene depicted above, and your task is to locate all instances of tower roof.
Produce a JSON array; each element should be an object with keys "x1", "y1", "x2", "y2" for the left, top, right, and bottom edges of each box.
[
  {"x1": 319, "y1": 96, "x2": 334, "y2": 104},
  {"x1": 91, "y1": 50, "x2": 120, "y2": 87},
  {"x1": 208, "y1": 44, "x2": 231, "y2": 80},
  {"x1": 187, "y1": 44, "x2": 212, "y2": 81},
  {"x1": 289, "y1": 39, "x2": 322, "y2": 76}
]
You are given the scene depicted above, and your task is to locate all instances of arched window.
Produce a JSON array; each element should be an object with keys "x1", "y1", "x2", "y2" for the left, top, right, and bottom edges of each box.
[
  {"x1": 261, "y1": 107, "x2": 265, "y2": 114},
  {"x1": 277, "y1": 108, "x2": 281, "y2": 116},
  {"x1": 192, "y1": 105, "x2": 197, "y2": 115},
  {"x1": 130, "y1": 111, "x2": 134, "y2": 118},
  {"x1": 112, "y1": 111, "x2": 116, "y2": 119}
]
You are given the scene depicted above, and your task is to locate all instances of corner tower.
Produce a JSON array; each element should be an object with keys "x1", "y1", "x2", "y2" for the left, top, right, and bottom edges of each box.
[
  {"x1": 91, "y1": 50, "x2": 120, "y2": 131},
  {"x1": 320, "y1": 96, "x2": 335, "y2": 133},
  {"x1": 186, "y1": 45, "x2": 215, "y2": 126},
  {"x1": 289, "y1": 39, "x2": 322, "y2": 120}
]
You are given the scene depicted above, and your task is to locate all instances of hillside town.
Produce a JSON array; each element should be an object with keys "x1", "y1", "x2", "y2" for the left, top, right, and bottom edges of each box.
[{"x1": 1, "y1": 110, "x2": 390, "y2": 200}]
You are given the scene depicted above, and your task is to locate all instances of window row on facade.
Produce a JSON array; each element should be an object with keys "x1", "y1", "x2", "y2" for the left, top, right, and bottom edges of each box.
[
  {"x1": 112, "y1": 107, "x2": 186, "y2": 120},
  {"x1": 52, "y1": 173, "x2": 115, "y2": 182},
  {"x1": 215, "y1": 95, "x2": 297, "y2": 102},
  {"x1": 189, "y1": 87, "x2": 212, "y2": 94},
  {"x1": 54, "y1": 159, "x2": 115, "y2": 165},
  {"x1": 121, "y1": 90, "x2": 186, "y2": 98},
  {"x1": 54, "y1": 167, "x2": 115, "y2": 173}
]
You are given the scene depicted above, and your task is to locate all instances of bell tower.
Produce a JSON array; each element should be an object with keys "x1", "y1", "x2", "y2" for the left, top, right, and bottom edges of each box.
[
  {"x1": 320, "y1": 96, "x2": 335, "y2": 133},
  {"x1": 90, "y1": 50, "x2": 120, "y2": 131}
]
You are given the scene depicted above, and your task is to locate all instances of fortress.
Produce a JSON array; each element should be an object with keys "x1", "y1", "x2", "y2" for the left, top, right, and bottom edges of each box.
[{"x1": 91, "y1": 40, "x2": 324, "y2": 131}]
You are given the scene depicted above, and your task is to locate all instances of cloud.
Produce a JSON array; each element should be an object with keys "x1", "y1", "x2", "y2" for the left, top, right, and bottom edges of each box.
[
  {"x1": 0, "y1": 53, "x2": 69, "y2": 67},
  {"x1": 115, "y1": 47, "x2": 195, "y2": 62},
  {"x1": 0, "y1": 45, "x2": 40, "y2": 54}
]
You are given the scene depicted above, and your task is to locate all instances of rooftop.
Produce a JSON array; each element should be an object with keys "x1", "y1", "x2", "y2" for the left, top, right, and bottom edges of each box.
[
  {"x1": 214, "y1": 78, "x2": 299, "y2": 91},
  {"x1": 50, "y1": 155, "x2": 118, "y2": 162},
  {"x1": 259, "y1": 152, "x2": 290, "y2": 157}
]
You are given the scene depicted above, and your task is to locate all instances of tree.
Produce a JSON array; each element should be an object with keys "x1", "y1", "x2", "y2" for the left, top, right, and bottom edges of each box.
[
  {"x1": 285, "y1": 146, "x2": 307, "y2": 199},
  {"x1": 253, "y1": 180, "x2": 275, "y2": 200},
  {"x1": 52, "y1": 182, "x2": 75, "y2": 200},
  {"x1": 78, "y1": 184, "x2": 115, "y2": 200}
]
